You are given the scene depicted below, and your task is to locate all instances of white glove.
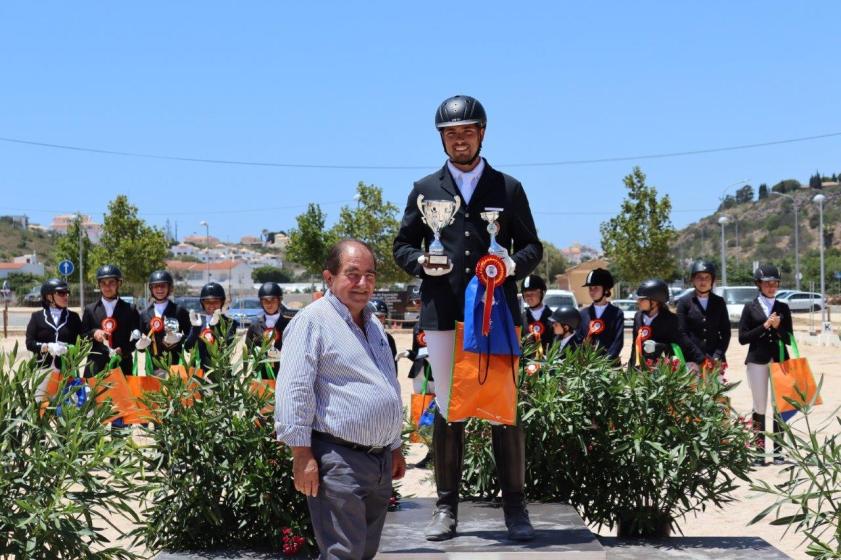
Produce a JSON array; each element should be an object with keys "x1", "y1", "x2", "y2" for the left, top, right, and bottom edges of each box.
[
  {"x1": 109, "y1": 346, "x2": 119, "y2": 358},
  {"x1": 643, "y1": 340, "x2": 657, "y2": 355},
  {"x1": 267, "y1": 347, "x2": 281, "y2": 362},
  {"x1": 416, "y1": 347, "x2": 429, "y2": 360},
  {"x1": 208, "y1": 309, "x2": 222, "y2": 327},
  {"x1": 490, "y1": 248, "x2": 517, "y2": 277},
  {"x1": 189, "y1": 310, "x2": 202, "y2": 327},
  {"x1": 163, "y1": 331, "x2": 183, "y2": 347},
  {"x1": 135, "y1": 334, "x2": 152, "y2": 351},
  {"x1": 130, "y1": 329, "x2": 142, "y2": 342},
  {"x1": 47, "y1": 342, "x2": 68, "y2": 357},
  {"x1": 396, "y1": 350, "x2": 410, "y2": 360},
  {"x1": 418, "y1": 255, "x2": 453, "y2": 277}
]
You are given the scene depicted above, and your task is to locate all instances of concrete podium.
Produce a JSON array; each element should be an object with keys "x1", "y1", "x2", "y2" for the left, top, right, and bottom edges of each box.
[{"x1": 376, "y1": 498, "x2": 605, "y2": 559}]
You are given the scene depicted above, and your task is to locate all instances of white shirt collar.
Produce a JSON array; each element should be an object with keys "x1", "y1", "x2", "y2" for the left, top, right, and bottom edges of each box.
[
  {"x1": 759, "y1": 295, "x2": 775, "y2": 317},
  {"x1": 154, "y1": 301, "x2": 169, "y2": 316},
  {"x1": 528, "y1": 305, "x2": 545, "y2": 319},
  {"x1": 643, "y1": 312, "x2": 658, "y2": 326},
  {"x1": 446, "y1": 158, "x2": 485, "y2": 205},
  {"x1": 264, "y1": 312, "x2": 280, "y2": 328},
  {"x1": 593, "y1": 303, "x2": 608, "y2": 319},
  {"x1": 101, "y1": 297, "x2": 118, "y2": 317}
]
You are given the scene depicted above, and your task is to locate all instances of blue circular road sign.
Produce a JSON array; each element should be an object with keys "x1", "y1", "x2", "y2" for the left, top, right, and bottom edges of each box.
[{"x1": 58, "y1": 259, "x2": 75, "y2": 276}]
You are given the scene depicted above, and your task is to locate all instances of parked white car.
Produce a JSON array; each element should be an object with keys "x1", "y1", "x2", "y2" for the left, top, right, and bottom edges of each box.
[
  {"x1": 777, "y1": 291, "x2": 825, "y2": 312},
  {"x1": 611, "y1": 299, "x2": 637, "y2": 328},
  {"x1": 712, "y1": 286, "x2": 758, "y2": 325},
  {"x1": 543, "y1": 289, "x2": 578, "y2": 312}
]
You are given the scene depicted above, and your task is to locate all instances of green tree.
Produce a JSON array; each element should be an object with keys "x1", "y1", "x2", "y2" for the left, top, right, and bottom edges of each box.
[
  {"x1": 808, "y1": 171, "x2": 822, "y2": 189},
  {"x1": 771, "y1": 179, "x2": 801, "y2": 194},
  {"x1": 286, "y1": 203, "x2": 337, "y2": 279},
  {"x1": 5, "y1": 272, "x2": 42, "y2": 295},
  {"x1": 52, "y1": 214, "x2": 95, "y2": 283},
  {"x1": 734, "y1": 184, "x2": 754, "y2": 204},
  {"x1": 600, "y1": 167, "x2": 676, "y2": 286},
  {"x1": 251, "y1": 265, "x2": 292, "y2": 284},
  {"x1": 535, "y1": 241, "x2": 569, "y2": 284},
  {"x1": 331, "y1": 182, "x2": 408, "y2": 285},
  {"x1": 758, "y1": 183, "x2": 769, "y2": 200},
  {"x1": 91, "y1": 195, "x2": 168, "y2": 284}
]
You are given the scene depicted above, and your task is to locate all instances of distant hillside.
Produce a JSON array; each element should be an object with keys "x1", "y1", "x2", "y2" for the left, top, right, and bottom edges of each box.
[
  {"x1": 0, "y1": 218, "x2": 57, "y2": 266},
  {"x1": 673, "y1": 185, "x2": 841, "y2": 279}
]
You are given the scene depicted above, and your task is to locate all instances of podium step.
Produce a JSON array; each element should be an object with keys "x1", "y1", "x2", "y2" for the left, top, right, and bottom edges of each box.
[{"x1": 377, "y1": 498, "x2": 605, "y2": 559}]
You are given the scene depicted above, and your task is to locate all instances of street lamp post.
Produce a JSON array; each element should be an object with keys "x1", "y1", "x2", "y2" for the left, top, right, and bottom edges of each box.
[
  {"x1": 718, "y1": 216, "x2": 729, "y2": 286},
  {"x1": 77, "y1": 212, "x2": 85, "y2": 309},
  {"x1": 200, "y1": 221, "x2": 210, "y2": 282},
  {"x1": 771, "y1": 192, "x2": 801, "y2": 291},
  {"x1": 813, "y1": 194, "x2": 827, "y2": 327}
]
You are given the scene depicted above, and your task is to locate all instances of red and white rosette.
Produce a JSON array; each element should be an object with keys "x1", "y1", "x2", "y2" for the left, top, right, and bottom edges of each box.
[
  {"x1": 149, "y1": 316, "x2": 165, "y2": 334},
  {"x1": 475, "y1": 254, "x2": 507, "y2": 337},
  {"x1": 101, "y1": 317, "x2": 118, "y2": 347},
  {"x1": 201, "y1": 327, "x2": 216, "y2": 345},
  {"x1": 527, "y1": 322, "x2": 544, "y2": 339},
  {"x1": 588, "y1": 318, "x2": 605, "y2": 337},
  {"x1": 635, "y1": 325, "x2": 653, "y2": 367},
  {"x1": 416, "y1": 330, "x2": 426, "y2": 347}
]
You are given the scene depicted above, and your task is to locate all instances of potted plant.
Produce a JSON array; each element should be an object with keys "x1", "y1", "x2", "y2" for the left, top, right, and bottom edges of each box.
[{"x1": 461, "y1": 342, "x2": 754, "y2": 537}]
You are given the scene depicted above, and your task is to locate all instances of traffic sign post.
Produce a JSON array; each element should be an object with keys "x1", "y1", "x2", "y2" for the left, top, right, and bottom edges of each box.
[{"x1": 58, "y1": 259, "x2": 75, "y2": 278}]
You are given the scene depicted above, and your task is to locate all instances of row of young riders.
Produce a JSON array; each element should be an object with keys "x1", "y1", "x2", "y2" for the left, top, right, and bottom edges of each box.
[
  {"x1": 513, "y1": 261, "x2": 792, "y2": 465},
  {"x1": 25, "y1": 265, "x2": 299, "y2": 380},
  {"x1": 400, "y1": 259, "x2": 792, "y2": 466}
]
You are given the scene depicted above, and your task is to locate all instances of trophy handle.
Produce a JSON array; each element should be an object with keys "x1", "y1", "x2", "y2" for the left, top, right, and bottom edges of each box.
[
  {"x1": 450, "y1": 195, "x2": 461, "y2": 225},
  {"x1": 416, "y1": 194, "x2": 427, "y2": 225}
]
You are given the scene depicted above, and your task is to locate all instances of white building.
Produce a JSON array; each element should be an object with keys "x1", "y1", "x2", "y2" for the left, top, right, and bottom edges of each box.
[
  {"x1": 170, "y1": 243, "x2": 199, "y2": 258},
  {"x1": 51, "y1": 214, "x2": 102, "y2": 243},
  {"x1": 0, "y1": 254, "x2": 45, "y2": 279},
  {"x1": 166, "y1": 259, "x2": 254, "y2": 296}
]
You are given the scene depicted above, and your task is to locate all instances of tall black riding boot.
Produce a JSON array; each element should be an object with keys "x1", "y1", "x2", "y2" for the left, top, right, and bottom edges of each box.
[
  {"x1": 492, "y1": 424, "x2": 535, "y2": 541},
  {"x1": 772, "y1": 417, "x2": 785, "y2": 465},
  {"x1": 424, "y1": 412, "x2": 464, "y2": 541},
  {"x1": 752, "y1": 412, "x2": 767, "y2": 467}
]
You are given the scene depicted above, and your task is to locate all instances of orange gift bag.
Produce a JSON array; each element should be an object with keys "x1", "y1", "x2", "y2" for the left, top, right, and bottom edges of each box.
[
  {"x1": 771, "y1": 335, "x2": 822, "y2": 414},
  {"x1": 409, "y1": 367, "x2": 435, "y2": 443},
  {"x1": 86, "y1": 367, "x2": 140, "y2": 423},
  {"x1": 124, "y1": 375, "x2": 163, "y2": 424},
  {"x1": 448, "y1": 322, "x2": 520, "y2": 425}
]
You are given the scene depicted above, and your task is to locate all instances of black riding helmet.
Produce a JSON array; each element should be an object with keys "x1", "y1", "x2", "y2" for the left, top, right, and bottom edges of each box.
[
  {"x1": 368, "y1": 299, "x2": 388, "y2": 316},
  {"x1": 549, "y1": 305, "x2": 581, "y2": 330},
  {"x1": 636, "y1": 279, "x2": 669, "y2": 304},
  {"x1": 257, "y1": 282, "x2": 283, "y2": 299},
  {"x1": 689, "y1": 260, "x2": 716, "y2": 280},
  {"x1": 96, "y1": 264, "x2": 122, "y2": 281},
  {"x1": 582, "y1": 268, "x2": 615, "y2": 289},
  {"x1": 200, "y1": 282, "x2": 226, "y2": 304},
  {"x1": 40, "y1": 278, "x2": 69, "y2": 306},
  {"x1": 521, "y1": 274, "x2": 547, "y2": 293},
  {"x1": 149, "y1": 270, "x2": 174, "y2": 286},
  {"x1": 754, "y1": 264, "x2": 781, "y2": 282},
  {"x1": 435, "y1": 95, "x2": 487, "y2": 130}
]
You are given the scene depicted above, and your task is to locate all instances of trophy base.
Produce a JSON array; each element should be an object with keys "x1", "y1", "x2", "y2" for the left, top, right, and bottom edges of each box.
[{"x1": 424, "y1": 253, "x2": 451, "y2": 269}]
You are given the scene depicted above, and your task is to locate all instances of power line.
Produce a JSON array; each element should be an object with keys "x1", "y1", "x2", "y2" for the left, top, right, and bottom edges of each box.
[
  {"x1": 0, "y1": 199, "x2": 352, "y2": 217},
  {"x1": 1, "y1": 130, "x2": 840, "y2": 170}
]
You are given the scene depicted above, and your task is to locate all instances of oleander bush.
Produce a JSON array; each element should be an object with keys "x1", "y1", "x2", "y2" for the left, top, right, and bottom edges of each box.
[
  {"x1": 751, "y1": 389, "x2": 840, "y2": 560},
  {"x1": 0, "y1": 342, "x2": 143, "y2": 559},
  {"x1": 133, "y1": 324, "x2": 313, "y2": 555},
  {"x1": 461, "y1": 341, "x2": 754, "y2": 536}
]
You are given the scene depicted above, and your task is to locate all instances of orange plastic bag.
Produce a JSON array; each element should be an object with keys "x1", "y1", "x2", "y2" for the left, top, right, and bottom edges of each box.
[
  {"x1": 448, "y1": 322, "x2": 520, "y2": 425},
  {"x1": 169, "y1": 364, "x2": 204, "y2": 406},
  {"x1": 771, "y1": 337, "x2": 822, "y2": 413},
  {"x1": 250, "y1": 379, "x2": 276, "y2": 415},
  {"x1": 124, "y1": 375, "x2": 163, "y2": 424},
  {"x1": 86, "y1": 367, "x2": 140, "y2": 423}
]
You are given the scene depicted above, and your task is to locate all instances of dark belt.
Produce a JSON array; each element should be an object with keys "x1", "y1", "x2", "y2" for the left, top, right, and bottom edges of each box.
[{"x1": 312, "y1": 430, "x2": 387, "y2": 455}]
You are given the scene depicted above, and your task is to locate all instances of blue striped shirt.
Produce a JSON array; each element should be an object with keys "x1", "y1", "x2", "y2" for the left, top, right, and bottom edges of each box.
[{"x1": 274, "y1": 291, "x2": 403, "y2": 450}]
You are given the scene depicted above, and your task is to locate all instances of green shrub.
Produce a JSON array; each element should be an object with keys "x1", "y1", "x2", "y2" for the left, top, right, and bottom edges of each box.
[
  {"x1": 0, "y1": 342, "x2": 143, "y2": 559},
  {"x1": 461, "y1": 342, "x2": 753, "y2": 535},
  {"x1": 750, "y1": 386, "x2": 840, "y2": 560},
  {"x1": 133, "y1": 325, "x2": 312, "y2": 554}
]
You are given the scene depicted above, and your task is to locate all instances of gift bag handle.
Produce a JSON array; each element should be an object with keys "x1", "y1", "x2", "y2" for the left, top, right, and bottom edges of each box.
[
  {"x1": 671, "y1": 343, "x2": 686, "y2": 367},
  {"x1": 420, "y1": 363, "x2": 432, "y2": 396}
]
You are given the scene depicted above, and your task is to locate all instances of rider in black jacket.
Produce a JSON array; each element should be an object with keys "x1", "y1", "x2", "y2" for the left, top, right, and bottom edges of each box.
[{"x1": 676, "y1": 260, "x2": 731, "y2": 370}]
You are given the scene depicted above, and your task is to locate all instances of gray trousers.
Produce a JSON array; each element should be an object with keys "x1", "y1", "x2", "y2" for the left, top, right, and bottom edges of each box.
[{"x1": 308, "y1": 437, "x2": 393, "y2": 560}]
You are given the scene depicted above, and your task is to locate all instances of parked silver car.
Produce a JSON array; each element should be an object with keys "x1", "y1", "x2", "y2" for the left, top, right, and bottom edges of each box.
[
  {"x1": 713, "y1": 286, "x2": 758, "y2": 325},
  {"x1": 777, "y1": 291, "x2": 825, "y2": 312},
  {"x1": 611, "y1": 299, "x2": 637, "y2": 328}
]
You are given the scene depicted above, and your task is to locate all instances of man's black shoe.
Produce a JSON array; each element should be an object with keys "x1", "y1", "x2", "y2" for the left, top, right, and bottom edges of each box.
[
  {"x1": 424, "y1": 510, "x2": 457, "y2": 541},
  {"x1": 504, "y1": 508, "x2": 535, "y2": 541}
]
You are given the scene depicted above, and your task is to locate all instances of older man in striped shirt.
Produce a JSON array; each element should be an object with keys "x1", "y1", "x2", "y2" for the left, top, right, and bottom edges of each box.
[{"x1": 275, "y1": 239, "x2": 405, "y2": 560}]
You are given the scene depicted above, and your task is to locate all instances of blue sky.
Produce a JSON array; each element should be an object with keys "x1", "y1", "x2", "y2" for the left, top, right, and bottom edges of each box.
[{"x1": 1, "y1": 2, "x2": 839, "y2": 251}]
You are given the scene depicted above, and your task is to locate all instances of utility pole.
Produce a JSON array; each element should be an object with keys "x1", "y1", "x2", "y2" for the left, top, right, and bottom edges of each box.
[{"x1": 78, "y1": 212, "x2": 85, "y2": 309}]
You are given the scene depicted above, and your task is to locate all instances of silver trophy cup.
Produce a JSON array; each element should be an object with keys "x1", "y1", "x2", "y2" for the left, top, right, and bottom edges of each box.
[
  {"x1": 480, "y1": 207, "x2": 506, "y2": 256},
  {"x1": 417, "y1": 194, "x2": 461, "y2": 268}
]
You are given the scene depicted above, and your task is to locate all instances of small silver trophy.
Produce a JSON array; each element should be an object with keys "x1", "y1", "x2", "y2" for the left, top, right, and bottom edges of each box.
[
  {"x1": 417, "y1": 194, "x2": 461, "y2": 268},
  {"x1": 480, "y1": 207, "x2": 506, "y2": 256}
]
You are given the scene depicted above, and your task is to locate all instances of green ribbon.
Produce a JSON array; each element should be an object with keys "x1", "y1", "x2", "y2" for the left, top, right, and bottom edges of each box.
[
  {"x1": 670, "y1": 343, "x2": 686, "y2": 367},
  {"x1": 778, "y1": 333, "x2": 799, "y2": 363}
]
